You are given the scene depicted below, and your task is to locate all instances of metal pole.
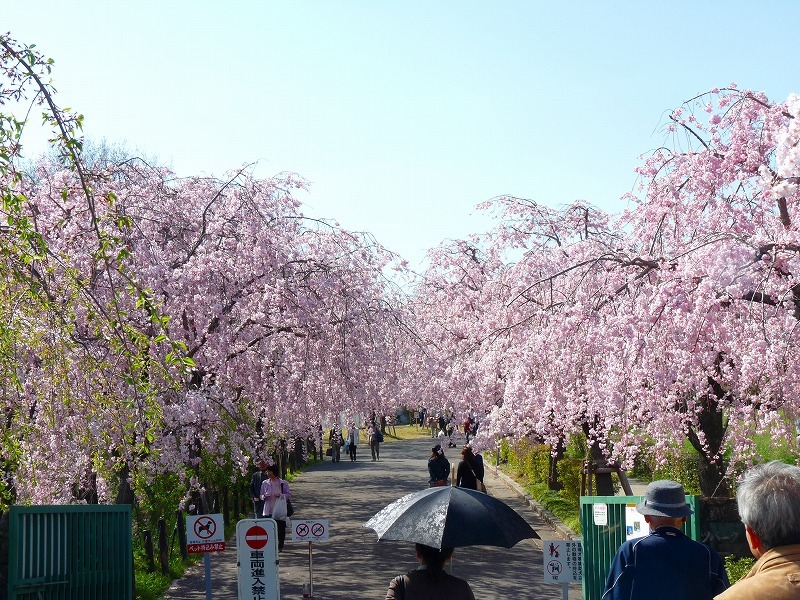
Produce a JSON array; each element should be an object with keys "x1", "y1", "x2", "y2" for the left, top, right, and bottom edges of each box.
[
  {"x1": 562, "y1": 582, "x2": 568, "y2": 600},
  {"x1": 204, "y1": 552, "x2": 212, "y2": 600},
  {"x1": 309, "y1": 541, "x2": 314, "y2": 598}
]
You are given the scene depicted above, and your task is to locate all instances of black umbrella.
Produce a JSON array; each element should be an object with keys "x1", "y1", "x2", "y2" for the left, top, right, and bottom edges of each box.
[{"x1": 364, "y1": 486, "x2": 540, "y2": 549}]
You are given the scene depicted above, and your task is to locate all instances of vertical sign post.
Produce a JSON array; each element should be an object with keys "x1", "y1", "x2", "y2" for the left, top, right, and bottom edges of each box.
[
  {"x1": 291, "y1": 519, "x2": 329, "y2": 599},
  {"x1": 542, "y1": 539, "x2": 582, "y2": 600},
  {"x1": 186, "y1": 514, "x2": 226, "y2": 600}
]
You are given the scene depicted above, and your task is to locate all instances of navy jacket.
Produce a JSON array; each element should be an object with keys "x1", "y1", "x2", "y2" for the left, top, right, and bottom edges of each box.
[{"x1": 602, "y1": 526, "x2": 729, "y2": 600}]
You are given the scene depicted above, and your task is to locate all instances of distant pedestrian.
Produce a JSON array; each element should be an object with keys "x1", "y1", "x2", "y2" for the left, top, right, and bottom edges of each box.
[
  {"x1": 428, "y1": 444, "x2": 450, "y2": 487},
  {"x1": 347, "y1": 425, "x2": 359, "y2": 461},
  {"x1": 715, "y1": 461, "x2": 800, "y2": 599},
  {"x1": 385, "y1": 544, "x2": 474, "y2": 600},
  {"x1": 249, "y1": 460, "x2": 269, "y2": 518},
  {"x1": 602, "y1": 479, "x2": 728, "y2": 599},
  {"x1": 329, "y1": 426, "x2": 343, "y2": 462},
  {"x1": 369, "y1": 423, "x2": 383, "y2": 460}
]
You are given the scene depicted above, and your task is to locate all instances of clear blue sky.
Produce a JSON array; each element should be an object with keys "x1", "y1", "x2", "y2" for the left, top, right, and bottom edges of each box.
[{"x1": 5, "y1": 1, "x2": 799, "y2": 269}]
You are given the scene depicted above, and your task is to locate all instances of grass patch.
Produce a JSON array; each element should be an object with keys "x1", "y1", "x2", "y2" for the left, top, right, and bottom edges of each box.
[
  {"x1": 133, "y1": 544, "x2": 200, "y2": 600},
  {"x1": 520, "y1": 481, "x2": 582, "y2": 534},
  {"x1": 385, "y1": 424, "x2": 431, "y2": 441}
]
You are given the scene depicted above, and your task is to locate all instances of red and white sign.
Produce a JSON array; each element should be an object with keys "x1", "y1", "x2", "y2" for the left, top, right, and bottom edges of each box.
[
  {"x1": 236, "y1": 519, "x2": 279, "y2": 600},
  {"x1": 186, "y1": 514, "x2": 225, "y2": 554},
  {"x1": 291, "y1": 519, "x2": 329, "y2": 542},
  {"x1": 245, "y1": 525, "x2": 269, "y2": 549}
]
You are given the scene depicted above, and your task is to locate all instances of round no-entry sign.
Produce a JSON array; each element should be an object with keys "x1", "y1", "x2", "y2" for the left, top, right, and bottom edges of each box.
[{"x1": 245, "y1": 525, "x2": 269, "y2": 549}]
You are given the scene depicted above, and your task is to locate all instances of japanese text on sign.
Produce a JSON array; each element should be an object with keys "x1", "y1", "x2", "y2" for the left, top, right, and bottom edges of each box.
[
  {"x1": 542, "y1": 539, "x2": 582, "y2": 583},
  {"x1": 187, "y1": 542, "x2": 226, "y2": 554}
]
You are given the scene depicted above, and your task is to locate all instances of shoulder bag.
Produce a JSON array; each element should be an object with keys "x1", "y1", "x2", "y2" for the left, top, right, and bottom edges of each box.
[
  {"x1": 467, "y1": 461, "x2": 487, "y2": 493},
  {"x1": 281, "y1": 481, "x2": 295, "y2": 517}
]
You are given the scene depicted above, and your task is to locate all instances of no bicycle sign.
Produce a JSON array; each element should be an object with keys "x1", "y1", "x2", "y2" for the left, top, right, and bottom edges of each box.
[{"x1": 291, "y1": 519, "x2": 329, "y2": 542}]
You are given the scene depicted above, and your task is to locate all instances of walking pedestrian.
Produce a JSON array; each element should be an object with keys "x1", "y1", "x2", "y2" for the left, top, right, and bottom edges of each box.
[
  {"x1": 428, "y1": 444, "x2": 450, "y2": 487},
  {"x1": 369, "y1": 423, "x2": 383, "y2": 460},
  {"x1": 456, "y1": 445, "x2": 485, "y2": 491},
  {"x1": 249, "y1": 460, "x2": 269, "y2": 518},
  {"x1": 329, "y1": 426, "x2": 343, "y2": 462},
  {"x1": 347, "y1": 424, "x2": 359, "y2": 461},
  {"x1": 259, "y1": 464, "x2": 291, "y2": 552},
  {"x1": 385, "y1": 544, "x2": 475, "y2": 600}
]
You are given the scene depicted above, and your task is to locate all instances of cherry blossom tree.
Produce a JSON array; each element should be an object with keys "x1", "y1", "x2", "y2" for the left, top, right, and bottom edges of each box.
[
  {"x1": 414, "y1": 88, "x2": 800, "y2": 497},
  {"x1": 1, "y1": 33, "x2": 412, "y2": 510}
]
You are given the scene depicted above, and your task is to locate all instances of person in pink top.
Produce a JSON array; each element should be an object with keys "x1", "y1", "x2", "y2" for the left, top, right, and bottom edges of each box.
[{"x1": 260, "y1": 464, "x2": 291, "y2": 551}]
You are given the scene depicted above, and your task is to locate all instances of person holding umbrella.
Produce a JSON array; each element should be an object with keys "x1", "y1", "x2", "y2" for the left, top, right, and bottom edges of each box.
[
  {"x1": 428, "y1": 444, "x2": 450, "y2": 487},
  {"x1": 385, "y1": 543, "x2": 475, "y2": 600}
]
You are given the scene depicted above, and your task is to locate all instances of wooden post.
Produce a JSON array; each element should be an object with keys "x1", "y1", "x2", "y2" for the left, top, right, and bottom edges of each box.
[
  {"x1": 158, "y1": 519, "x2": 169, "y2": 574},
  {"x1": 142, "y1": 529, "x2": 155, "y2": 573},
  {"x1": 176, "y1": 510, "x2": 188, "y2": 561}
]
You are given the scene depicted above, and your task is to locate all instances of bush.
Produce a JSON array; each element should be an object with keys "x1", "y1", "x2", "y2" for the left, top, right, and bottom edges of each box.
[{"x1": 724, "y1": 554, "x2": 755, "y2": 585}]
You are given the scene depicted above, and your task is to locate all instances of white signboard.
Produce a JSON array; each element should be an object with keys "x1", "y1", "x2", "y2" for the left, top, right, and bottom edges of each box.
[
  {"x1": 236, "y1": 519, "x2": 280, "y2": 600},
  {"x1": 186, "y1": 513, "x2": 225, "y2": 553},
  {"x1": 593, "y1": 503, "x2": 608, "y2": 526},
  {"x1": 291, "y1": 519, "x2": 329, "y2": 542},
  {"x1": 542, "y1": 539, "x2": 582, "y2": 583},
  {"x1": 625, "y1": 503, "x2": 649, "y2": 540}
]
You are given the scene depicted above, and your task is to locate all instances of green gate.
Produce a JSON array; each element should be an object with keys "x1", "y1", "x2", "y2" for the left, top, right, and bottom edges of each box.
[
  {"x1": 579, "y1": 494, "x2": 700, "y2": 600},
  {"x1": 8, "y1": 505, "x2": 132, "y2": 600}
]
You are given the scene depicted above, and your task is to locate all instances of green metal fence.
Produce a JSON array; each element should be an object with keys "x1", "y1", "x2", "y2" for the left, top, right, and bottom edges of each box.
[
  {"x1": 8, "y1": 504, "x2": 132, "y2": 600},
  {"x1": 579, "y1": 495, "x2": 700, "y2": 600}
]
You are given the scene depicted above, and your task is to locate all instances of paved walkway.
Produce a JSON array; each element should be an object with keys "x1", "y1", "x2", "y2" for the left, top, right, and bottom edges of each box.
[{"x1": 164, "y1": 435, "x2": 583, "y2": 599}]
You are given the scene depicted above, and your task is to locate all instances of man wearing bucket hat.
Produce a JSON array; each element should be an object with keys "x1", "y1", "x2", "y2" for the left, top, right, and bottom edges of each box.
[{"x1": 602, "y1": 480, "x2": 729, "y2": 599}]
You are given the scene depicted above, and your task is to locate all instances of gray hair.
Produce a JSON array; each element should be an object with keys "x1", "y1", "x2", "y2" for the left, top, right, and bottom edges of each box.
[{"x1": 737, "y1": 460, "x2": 800, "y2": 549}]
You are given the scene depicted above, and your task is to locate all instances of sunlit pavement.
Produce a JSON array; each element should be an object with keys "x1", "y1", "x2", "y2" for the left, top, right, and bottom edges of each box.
[{"x1": 165, "y1": 433, "x2": 581, "y2": 599}]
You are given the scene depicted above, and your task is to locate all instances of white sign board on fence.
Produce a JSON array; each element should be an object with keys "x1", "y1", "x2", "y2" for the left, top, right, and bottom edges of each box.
[
  {"x1": 291, "y1": 519, "x2": 329, "y2": 542},
  {"x1": 186, "y1": 513, "x2": 226, "y2": 553},
  {"x1": 236, "y1": 518, "x2": 280, "y2": 600},
  {"x1": 542, "y1": 539, "x2": 582, "y2": 583},
  {"x1": 625, "y1": 503, "x2": 649, "y2": 540}
]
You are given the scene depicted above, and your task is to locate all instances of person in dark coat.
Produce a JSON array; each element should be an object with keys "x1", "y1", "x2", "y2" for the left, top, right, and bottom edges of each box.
[
  {"x1": 249, "y1": 460, "x2": 269, "y2": 518},
  {"x1": 455, "y1": 445, "x2": 485, "y2": 490},
  {"x1": 427, "y1": 444, "x2": 450, "y2": 487},
  {"x1": 602, "y1": 480, "x2": 729, "y2": 600},
  {"x1": 385, "y1": 544, "x2": 474, "y2": 600}
]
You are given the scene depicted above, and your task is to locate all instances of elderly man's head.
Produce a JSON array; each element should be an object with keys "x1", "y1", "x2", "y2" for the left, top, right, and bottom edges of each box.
[{"x1": 737, "y1": 460, "x2": 800, "y2": 557}]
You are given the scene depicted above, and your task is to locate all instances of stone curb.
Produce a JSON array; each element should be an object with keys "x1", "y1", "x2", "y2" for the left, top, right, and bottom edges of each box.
[{"x1": 492, "y1": 466, "x2": 581, "y2": 541}]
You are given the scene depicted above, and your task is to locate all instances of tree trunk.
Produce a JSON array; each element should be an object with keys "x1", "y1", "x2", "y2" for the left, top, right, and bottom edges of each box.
[
  {"x1": 548, "y1": 437, "x2": 565, "y2": 491},
  {"x1": 686, "y1": 378, "x2": 730, "y2": 498},
  {"x1": 115, "y1": 463, "x2": 135, "y2": 505},
  {"x1": 582, "y1": 422, "x2": 614, "y2": 496}
]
